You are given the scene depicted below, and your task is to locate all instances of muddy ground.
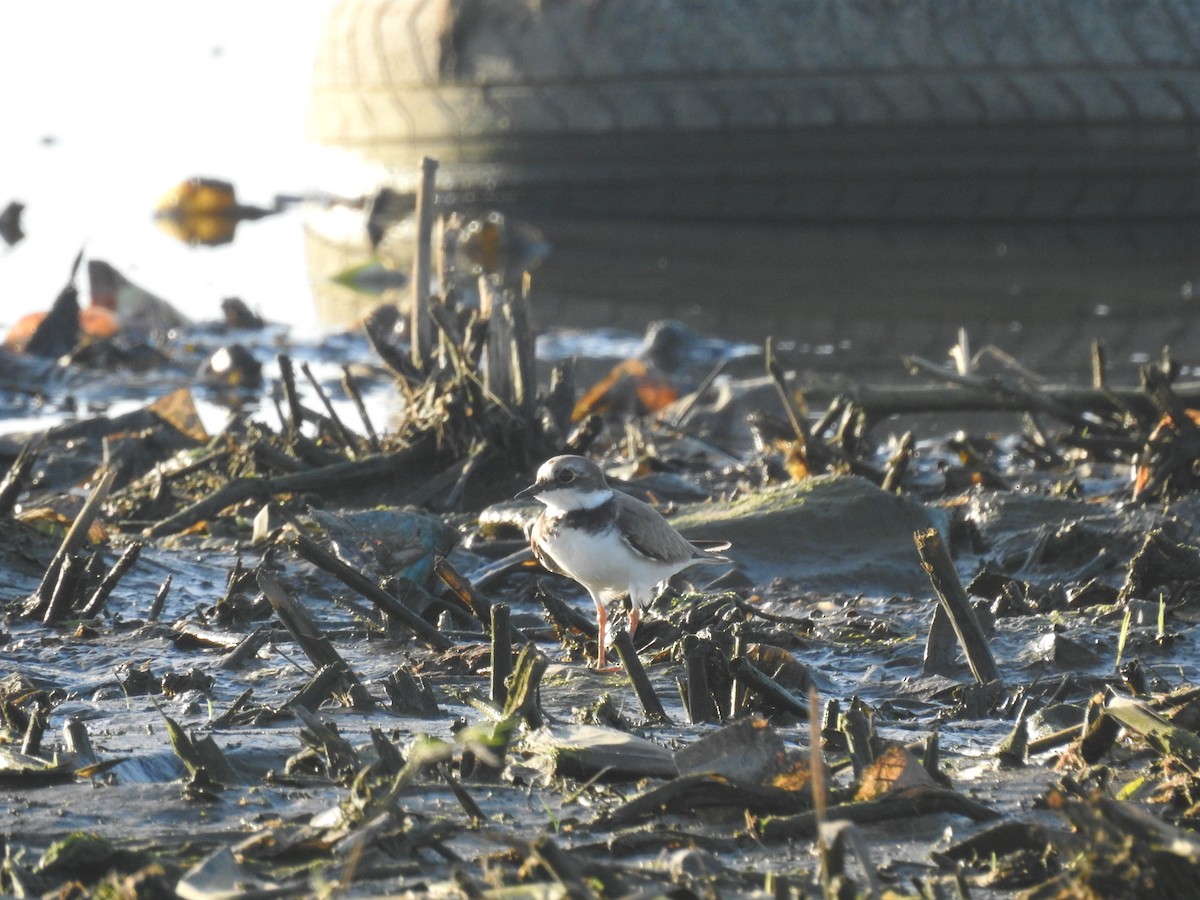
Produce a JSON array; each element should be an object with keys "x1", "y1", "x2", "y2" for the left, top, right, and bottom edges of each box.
[{"x1": 3, "y1": 288, "x2": 1200, "y2": 899}]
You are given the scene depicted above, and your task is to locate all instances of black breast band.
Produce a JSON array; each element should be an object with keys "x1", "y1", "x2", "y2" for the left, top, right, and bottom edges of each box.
[{"x1": 553, "y1": 497, "x2": 616, "y2": 536}]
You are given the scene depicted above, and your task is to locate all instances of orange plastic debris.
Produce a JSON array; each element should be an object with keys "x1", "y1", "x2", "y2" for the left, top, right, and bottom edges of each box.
[
  {"x1": 1133, "y1": 409, "x2": 1200, "y2": 498},
  {"x1": 4, "y1": 305, "x2": 118, "y2": 352},
  {"x1": 572, "y1": 358, "x2": 679, "y2": 422}
]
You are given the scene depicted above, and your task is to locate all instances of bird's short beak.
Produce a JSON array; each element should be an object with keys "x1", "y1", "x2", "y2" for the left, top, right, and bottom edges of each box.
[{"x1": 515, "y1": 481, "x2": 543, "y2": 500}]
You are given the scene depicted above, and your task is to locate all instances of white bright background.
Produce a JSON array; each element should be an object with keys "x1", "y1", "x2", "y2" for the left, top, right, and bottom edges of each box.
[{"x1": 0, "y1": 0, "x2": 365, "y2": 337}]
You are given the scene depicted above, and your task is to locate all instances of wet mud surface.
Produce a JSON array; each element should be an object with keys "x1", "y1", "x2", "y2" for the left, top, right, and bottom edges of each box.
[{"x1": 4, "y1": 273, "x2": 1200, "y2": 898}]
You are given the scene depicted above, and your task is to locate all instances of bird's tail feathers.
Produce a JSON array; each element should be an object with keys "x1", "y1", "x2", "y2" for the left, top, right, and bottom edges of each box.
[{"x1": 690, "y1": 540, "x2": 732, "y2": 563}]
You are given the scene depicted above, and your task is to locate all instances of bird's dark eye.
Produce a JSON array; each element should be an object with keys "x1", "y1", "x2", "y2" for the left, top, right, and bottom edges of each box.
[{"x1": 557, "y1": 469, "x2": 576, "y2": 484}]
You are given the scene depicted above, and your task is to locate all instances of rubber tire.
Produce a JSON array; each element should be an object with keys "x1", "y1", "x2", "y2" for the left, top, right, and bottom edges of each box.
[{"x1": 308, "y1": 0, "x2": 1200, "y2": 220}]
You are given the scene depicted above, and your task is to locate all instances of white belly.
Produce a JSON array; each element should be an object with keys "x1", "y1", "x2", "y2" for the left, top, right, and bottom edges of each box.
[{"x1": 545, "y1": 525, "x2": 686, "y2": 606}]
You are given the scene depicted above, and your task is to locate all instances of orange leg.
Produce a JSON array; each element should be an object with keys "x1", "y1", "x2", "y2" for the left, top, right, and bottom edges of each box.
[{"x1": 629, "y1": 605, "x2": 640, "y2": 638}]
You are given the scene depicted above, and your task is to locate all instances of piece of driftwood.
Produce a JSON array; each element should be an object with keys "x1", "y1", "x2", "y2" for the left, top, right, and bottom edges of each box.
[
  {"x1": 914, "y1": 529, "x2": 1001, "y2": 686},
  {"x1": 996, "y1": 711, "x2": 1029, "y2": 768},
  {"x1": 438, "y1": 761, "x2": 485, "y2": 825},
  {"x1": 538, "y1": 587, "x2": 596, "y2": 637},
  {"x1": 164, "y1": 714, "x2": 240, "y2": 786},
  {"x1": 595, "y1": 773, "x2": 811, "y2": 831},
  {"x1": 674, "y1": 718, "x2": 785, "y2": 784},
  {"x1": 605, "y1": 828, "x2": 742, "y2": 858},
  {"x1": 209, "y1": 689, "x2": 257, "y2": 728},
  {"x1": 1120, "y1": 530, "x2": 1200, "y2": 602},
  {"x1": 612, "y1": 628, "x2": 669, "y2": 724},
  {"x1": 290, "y1": 433, "x2": 345, "y2": 470},
  {"x1": 802, "y1": 378, "x2": 1200, "y2": 421},
  {"x1": 903, "y1": 356, "x2": 1120, "y2": 432},
  {"x1": 820, "y1": 820, "x2": 883, "y2": 900},
  {"x1": 256, "y1": 571, "x2": 375, "y2": 710},
  {"x1": 143, "y1": 436, "x2": 440, "y2": 538},
  {"x1": 275, "y1": 353, "x2": 303, "y2": 440},
  {"x1": 503, "y1": 287, "x2": 537, "y2": 418},
  {"x1": 522, "y1": 724, "x2": 676, "y2": 782},
  {"x1": 21, "y1": 709, "x2": 46, "y2": 758},
  {"x1": 289, "y1": 531, "x2": 451, "y2": 651},
  {"x1": 728, "y1": 626, "x2": 748, "y2": 719},
  {"x1": 537, "y1": 584, "x2": 596, "y2": 658},
  {"x1": 765, "y1": 337, "x2": 812, "y2": 450},
  {"x1": 759, "y1": 784, "x2": 998, "y2": 841},
  {"x1": 23, "y1": 249, "x2": 84, "y2": 358},
  {"x1": 62, "y1": 717, "x2": 96, "y2": 766},
  {"x1": 1050, "y1": 794, "x2": 1200, "y2": 896},
  {"x1": 291, "y1": 704, "x2": 362, "y2": 781},
  {"x1": 388, "y1": 574, "x2": 467, "y2": 631},
  {"x1": 1133, "y1": 365, "x2": 1200, "y2": 500},
  {"x1": 1026, "y1": 723, "x2": 1081, "y2": 757},
  {"x1": 1074, "y1": 693, "x2": 1122, "y2": 765},
  {"x1": 369, "y1": 727, "x2": 405, "y2": 777}
]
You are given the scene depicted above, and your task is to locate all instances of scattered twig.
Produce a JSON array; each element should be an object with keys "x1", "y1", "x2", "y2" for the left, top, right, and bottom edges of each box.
[{"x1": 300, "y1": 361, "x2": 360, "y2": 456}]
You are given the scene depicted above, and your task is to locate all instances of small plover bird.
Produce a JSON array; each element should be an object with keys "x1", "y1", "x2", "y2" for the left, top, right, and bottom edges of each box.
[{"x1": 517, "y1": 455, "x2": 730, "y2": 669}]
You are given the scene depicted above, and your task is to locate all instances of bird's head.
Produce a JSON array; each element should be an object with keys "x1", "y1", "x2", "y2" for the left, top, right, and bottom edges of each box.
[{"x1": 517, "y1": 455, "x2": 612, "y2": 512}]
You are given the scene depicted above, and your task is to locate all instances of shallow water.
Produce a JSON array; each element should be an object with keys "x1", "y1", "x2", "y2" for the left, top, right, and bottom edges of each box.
[{"x1": 3, "y1": 1, "x2": 1197, "y2": 390}]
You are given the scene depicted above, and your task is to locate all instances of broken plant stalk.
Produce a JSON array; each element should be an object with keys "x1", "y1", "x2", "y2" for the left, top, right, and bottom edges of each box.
[
  {"x1": 78, "y1": 541, "x2": 143, "y2": 618},
  {"x1": 27, "y1": 465, "x2": 117, "y2": 620},
  {"x1": 287, "y1": 531, "x2": 451, "y2": 651},
  {"x1": 257, "y1": 570, "x2": 375, "y2": 709},
  {"x1": 612, "y1": 628, "x2": 669, "y2": 724},
  {"x1": 410, "y1": 156, "x2": 438, "y2": 369},
  {"x1": 490, "y1": 603, "x2": 512, "y2": 708},
  {"x1": 914, "y1": 528, "x2": 1001, "y2": 686}
]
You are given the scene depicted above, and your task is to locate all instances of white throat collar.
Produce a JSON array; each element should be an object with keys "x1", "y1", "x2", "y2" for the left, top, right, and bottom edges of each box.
[{"x1": 538, "y1": 487, "x2": 613, "y2": 515}]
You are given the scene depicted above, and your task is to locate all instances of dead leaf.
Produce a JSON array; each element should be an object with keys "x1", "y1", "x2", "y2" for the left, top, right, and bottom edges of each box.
[{"x1": 854, "y1": 744, "x2": 936, "y2": 802}]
